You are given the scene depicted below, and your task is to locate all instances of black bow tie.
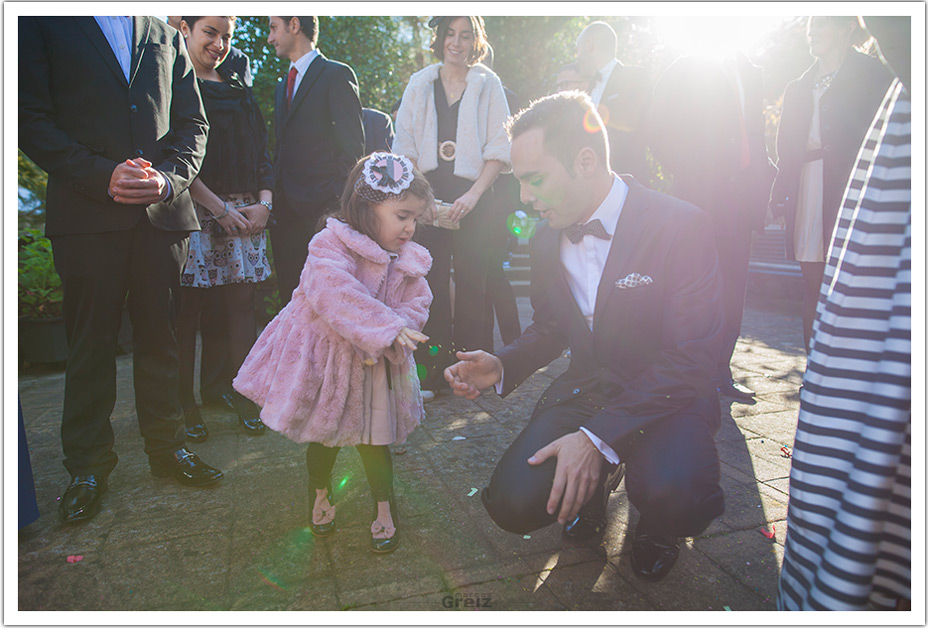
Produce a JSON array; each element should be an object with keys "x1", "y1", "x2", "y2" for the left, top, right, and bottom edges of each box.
[{"x1": 564, "y1": 219, "x2": 611, "y2": 244}]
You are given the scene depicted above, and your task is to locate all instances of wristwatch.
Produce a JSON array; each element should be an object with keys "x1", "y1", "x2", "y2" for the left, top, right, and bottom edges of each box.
[{"x1": 258, "y1": 200, "x2": 273, "y2": 212}]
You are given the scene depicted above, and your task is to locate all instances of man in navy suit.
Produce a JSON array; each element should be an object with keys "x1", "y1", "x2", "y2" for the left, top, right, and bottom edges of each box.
[
  {"x1": 267, "y1": 16, "x2": 364, "y2": 306},
  {"x1": 445, "y1": 91, "x2": 725, "y2": 582},
  {"x1": 19, "y1": 16, "x2": 224, "y2": 525}
]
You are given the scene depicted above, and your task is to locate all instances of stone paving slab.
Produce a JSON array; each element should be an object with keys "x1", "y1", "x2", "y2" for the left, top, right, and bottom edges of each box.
[{"x1": 16, "y1": 293, "x2": 805, "y2": 613}]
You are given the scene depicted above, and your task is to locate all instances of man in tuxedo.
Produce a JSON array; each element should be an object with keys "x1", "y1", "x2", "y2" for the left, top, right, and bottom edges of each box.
[
  {"x1": 19, "y1": 16, "x2": 224, "y2": 524},
  {"x1": 649, "y1": 53, "x2": 777, "y2": 401},
  {"x1": 445, "y1": 91, "x2": 725, "y2": 582},
  {"x1": 576, "y1": 21, "x2": 651, "y2": 183},
  {"x1": 267, "y1": 16, "x2": 364, "y2": 306}
]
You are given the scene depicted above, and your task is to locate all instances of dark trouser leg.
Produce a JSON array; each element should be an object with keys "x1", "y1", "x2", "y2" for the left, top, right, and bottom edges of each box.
[
  {"x1": 450, "y1": 209, "x2": 490, "y2": 352},
  {"x1": 51, "y1": 231, "x2": 131, "y2": 477},
  {"x1": 799, "y1": 261, "x2": 826, "y2": 353},
  {"x1": 214, "y1": 282, "x2": 260, "y2": 417},
  {"x1": 356, "y1": 444, "x2": 394, "y2": 501},
  {"x1": 623, "y1": 395, "x2": 724, "y2": 538},
  {"x1": 126, "y1": 217, "x2": 189, "y2": 460},
  {"x1": 176, "y1": 287, "x2": 204, "y2": 421},
  {"x1": 414, "y1": 225, "x2": 453, "y2": 390},
  {"x1": 269, "y1": 199, "x2": 314, "y2": 309},
  {"x1": 306, "y1": 442, "x2": 340, "y2": 489},
  {"x1": 485, "y1": 261, "x2": 521, "y2": 347},
  {"x1": 197, "y1": 285, "x2": 230, "y2": 401},
  {"x1": 483, "y1": 399, "x2": 602, "y2": 534},
  {"x1": 714, "y1": 229, "x2": 752, "y2": 381}
]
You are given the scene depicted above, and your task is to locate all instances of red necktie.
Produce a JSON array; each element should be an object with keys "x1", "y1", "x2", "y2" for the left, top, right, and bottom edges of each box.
[{"x1": 286, "y1": 66, "x2": 297, "y2": 111}]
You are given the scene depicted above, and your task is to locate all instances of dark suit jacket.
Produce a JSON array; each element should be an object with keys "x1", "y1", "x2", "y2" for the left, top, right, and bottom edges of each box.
[
  {"x1": 496, "y1": 177, "x2": 724, "y2": 456},
  {"x1": 769, "y1": 51, "x2": 891, "y2": 259},
  {"x1": 362, "y1": 107, "x2": 395, "y2": 155},
  {"x1": 599, "y1": 62, "x2": 651, "y2": 182},
  {"x1": 274, "y1": 53, "x2": 364, "y2": 222},
  {"x1": 649, "y1": 53, "x2": 776, "y2": 235},
  {"x1": 19, "y1": 16, "x2": 208, "y2": 237}
]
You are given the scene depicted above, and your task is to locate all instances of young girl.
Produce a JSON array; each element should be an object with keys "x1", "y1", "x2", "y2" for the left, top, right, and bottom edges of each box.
[{"x1": 233, "y1": 153, "x2": 433, "y2": 554}]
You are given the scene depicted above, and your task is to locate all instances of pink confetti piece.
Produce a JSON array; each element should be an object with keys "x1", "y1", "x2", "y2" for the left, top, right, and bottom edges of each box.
[
  {"x1": 66, "y1": 555, "x2": 83, "y2": 563},
  {"x1": 760, "y1": 525, "x2": 775, "y2": 539}
]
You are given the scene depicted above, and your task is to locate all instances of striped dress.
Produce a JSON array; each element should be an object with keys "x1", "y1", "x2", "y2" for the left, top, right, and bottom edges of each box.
[{"x1": 778, "y1": 79, "x2": 911, "y2": 610}]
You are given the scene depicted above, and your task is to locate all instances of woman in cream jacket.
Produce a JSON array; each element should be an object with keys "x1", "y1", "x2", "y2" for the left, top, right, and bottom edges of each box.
[{"x1": 393, "y1": 16, "x2": 511, "y2": 396}]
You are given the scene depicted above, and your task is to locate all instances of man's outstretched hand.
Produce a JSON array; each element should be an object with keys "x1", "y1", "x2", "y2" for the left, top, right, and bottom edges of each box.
[
  {"x1": 443, "y1": 350, "x2": 503, "y2": 400},
  {"x1": 528, "y1": 431, "x2": 604, "y2": 525}
]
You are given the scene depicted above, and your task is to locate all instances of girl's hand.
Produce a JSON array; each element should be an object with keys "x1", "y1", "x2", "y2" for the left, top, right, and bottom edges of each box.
[
  {"x1": 216, "y1": 205, "x2": 251, "y2": 237},
  {"x1": 394, "y1": 327, "x2": 428, "y2": 352},
  {"x1": 237, "y1": 203, "x2": 271, "y2": 234},
  {"x1": 449, "y1": 189, "x2": 482, "y2": 223}
]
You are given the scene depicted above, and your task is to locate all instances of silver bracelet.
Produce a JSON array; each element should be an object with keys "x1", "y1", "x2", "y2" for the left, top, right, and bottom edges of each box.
[
  {"x1": 213, "y1": 202, "x2": 230, "y2": 220},
  {"x1": 258, "y1": 200, "x2": 273, "y2": 213}
]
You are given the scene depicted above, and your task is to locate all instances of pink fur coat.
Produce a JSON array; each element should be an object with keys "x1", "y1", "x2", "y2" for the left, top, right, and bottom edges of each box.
[{"x1": 233, "y1": 218, "x2": 433, "y2": 446}]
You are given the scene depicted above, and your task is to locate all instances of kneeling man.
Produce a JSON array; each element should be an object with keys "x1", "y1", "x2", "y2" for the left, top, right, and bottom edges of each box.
[{"x1": 445, "y1": 91, "x2": 725, "y2": 581}]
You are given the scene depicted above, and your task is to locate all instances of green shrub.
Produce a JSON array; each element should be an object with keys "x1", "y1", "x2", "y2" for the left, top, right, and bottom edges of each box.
[{"x1": 18, "y1": 229, "x2": 63, "y2": 319}]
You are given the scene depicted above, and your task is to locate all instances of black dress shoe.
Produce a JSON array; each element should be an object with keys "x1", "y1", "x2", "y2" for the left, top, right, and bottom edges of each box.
[
  {"x1": 240, "y1": 415, "x2": 266, "y2": 435},
  {"x1": 185, "y1": 423, "x2": 209, "y2": 442},
  {"x1": 370, "y1": 493, "x2": 399, "y2": 554},
  {"x1": 58, "y1": 475, "x2": 107, "y2": 524},
  {"x1": 309, "y1": 485, "x2": 336, "y2": 537},
  {"x1": 223, "y1": 391, "x2": 267, "y2": 435},
  {"x1": 630, "y1": 522, "x2": 680, "y2": 582},
  {"x1": 150, "y1": 448, "x2": 223, "y2": 487},
  {"x1": 563, "y1": 463, "x2": 625, "y2": 540},
  {"x1": 203, "y1": 391, "x2": 236, "y2": 412},
  {"x1": 718, "y1": 378, "x2": 755, "y2": 402}
]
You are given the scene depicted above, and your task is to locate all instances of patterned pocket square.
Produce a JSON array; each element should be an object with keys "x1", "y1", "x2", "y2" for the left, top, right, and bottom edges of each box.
[{"x1": 615, "y1": 273, "x2": 653, "y2": 289}]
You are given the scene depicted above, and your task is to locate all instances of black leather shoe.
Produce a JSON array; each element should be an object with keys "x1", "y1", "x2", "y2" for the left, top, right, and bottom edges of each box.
[
  {"x1": 240, "y1": 415, "x2": 266, "y2": 435},
  {"x1": 223, "y1": 392, "x2": 267, "y2": 435},
  {"x1": 370, "y1": 492, "x2": 399, "y2": 554},
  {"x1": 563, "y1": 463, "x2": 625, "y2": 540},
  {"x1": 718, "y1": 378, "x2": 755, "y2": 402},
  {"x1": 185, "y1": 423, "x2": 209, "y2": 442},
  {"x1": 150, "y1": 448, "x2": 223, "y2": 487},
  {"x1": 309, "y1": 485, "x2": 336, "y2": 537},
  {"x1": 630, "y1": 522, "x2": 680, "y2": 582},
  {"x1": 205, "y1": 391, "x2": 236, "y2": 412},
  {"x1": 58, "y1": 475, "x2": 107, "y2": 524}
]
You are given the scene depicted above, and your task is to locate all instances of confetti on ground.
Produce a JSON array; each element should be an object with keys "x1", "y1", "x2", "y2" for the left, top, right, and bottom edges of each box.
[
  {"x1": 66, "y1": 555, "x2": 83, "y2": 563},
  {"x1": 760, "y1": 524, "x2": 776, "y2": 539},
  {"x1": 723, "y1": 605, "x2": 732, "y2": 611},
  {"x1": 523, "y1": 535, "x2": 531, "y2": 540},
  {"x1": 467, "y1": 488, "x2": 478, "y2": 497},
  {"x1": 780, "y1": 445, "x2": 792, "y2": 458},
  {"x1": 452, "y1": 436, "x2": 466, "y2": 441}
]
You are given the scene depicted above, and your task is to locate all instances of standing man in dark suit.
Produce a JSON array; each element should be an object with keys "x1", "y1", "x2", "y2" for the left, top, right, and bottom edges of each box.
[
  {"x1": 445, "y1": 92, "x2": 725, "y2": 582},
  {"x1": 362, "y1": 107, "x2": 395, "y2": 154},
  {"x1": 267, "y1": 16, "x2": 365, "y2": 306},
  {"x1": 576, "y1": 21, "x2": 651, "y2": 183},
  {"x1": 649, "y1": 52, "x2": 777, "y2": 401},
  {"x1": 19, "y1": 16, "x2": 224, "y2": 524}
]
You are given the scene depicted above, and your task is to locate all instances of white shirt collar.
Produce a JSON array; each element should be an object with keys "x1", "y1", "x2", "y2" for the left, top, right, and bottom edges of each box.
[
  {"x1": 580, "y1": 174, "x2": 628, "y2": 237},
  {"x1": 290, "y1": 49, "x2": 319, "y2": 76},
  {"x1": 595, "y1": 58, "x2": 619, "y2": 86}
]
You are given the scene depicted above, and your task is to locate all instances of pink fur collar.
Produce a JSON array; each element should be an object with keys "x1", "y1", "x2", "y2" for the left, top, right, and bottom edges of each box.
[{"x1": 325, "y1": 217, "x2": 432, "y2": 277}]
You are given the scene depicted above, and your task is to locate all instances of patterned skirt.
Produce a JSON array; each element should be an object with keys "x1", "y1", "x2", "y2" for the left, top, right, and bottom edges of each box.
[{"x1": 181, "y1": 192, "x2": 272, "y2": 288}]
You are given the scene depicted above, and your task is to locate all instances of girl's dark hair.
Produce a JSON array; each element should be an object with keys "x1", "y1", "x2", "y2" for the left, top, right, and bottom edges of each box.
[
  {"x1": 430, "y1": 16, "x2": 489, "y2": 65},
  {"x1": 329, "y1": 155, "x2": 435, "y2": 242}
]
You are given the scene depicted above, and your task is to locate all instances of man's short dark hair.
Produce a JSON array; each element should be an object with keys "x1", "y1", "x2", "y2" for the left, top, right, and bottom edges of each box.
[
  {"x1": 506, "y1": 91, "x2": 610, "y2": 172},
  {"x1": 279, "y1": 16, "x2": 319, "y2": 45}
]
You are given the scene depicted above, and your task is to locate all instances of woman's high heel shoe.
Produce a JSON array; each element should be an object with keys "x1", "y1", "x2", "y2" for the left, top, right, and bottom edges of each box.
[
  {"x1": 309, "y1": 485, "x2": 336, "y2": 537},
  {"x1": 370, "y1": 492, "x2": 399, "y2": 554}
]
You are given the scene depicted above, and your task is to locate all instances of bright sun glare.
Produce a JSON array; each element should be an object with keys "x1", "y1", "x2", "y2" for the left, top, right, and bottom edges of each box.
[{"x1": 654, "y1": 15, "x2": 788, "y2": 57}]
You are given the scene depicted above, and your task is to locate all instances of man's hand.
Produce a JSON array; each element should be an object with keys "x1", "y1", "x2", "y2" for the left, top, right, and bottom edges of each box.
[
  {"x1": 528, "y1": 431, "x2": 604, "y2": 525},
  {"x1": 108, "y1": 158, "x2": 168, "y2": 204},
  {"x1": 444, "y1": 350, "x2": 503, "y2": 400}
]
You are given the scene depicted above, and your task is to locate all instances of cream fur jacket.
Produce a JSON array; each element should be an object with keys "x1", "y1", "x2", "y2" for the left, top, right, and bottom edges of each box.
[{"x1": 393, "y1": 62, "x2": 511, "y2": 180}]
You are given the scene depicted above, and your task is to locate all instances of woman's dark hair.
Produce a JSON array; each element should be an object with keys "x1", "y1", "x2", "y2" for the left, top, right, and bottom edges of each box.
[
  {"x1": 429, "y1": 16, "x2": 489, "y2": 65},
  {"x1": 807, "y1": 16, "x2": 872, "y2": 50},
  {"x1": 181, "y1": 16, "x2": 237, "y2": 28},
  {"x1": 330, "y1": 155, "x2": 435, "y2": 242},
  {"x1": 278, "y1": 16, "x2": 318, "y2": 45}
]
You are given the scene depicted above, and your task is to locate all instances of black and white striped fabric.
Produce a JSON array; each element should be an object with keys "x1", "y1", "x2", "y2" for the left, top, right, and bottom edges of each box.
[{"x1": 778, "y1": 79, "x2": 911, "y2": 611}]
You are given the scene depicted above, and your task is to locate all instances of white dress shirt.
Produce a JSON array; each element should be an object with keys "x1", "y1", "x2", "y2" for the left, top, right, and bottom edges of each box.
[
  {"x1": 590, "y1": 58, "x2": 618, "y2": 106},
  {"x1": 289, "y1": 49, "x2": 320, "y2": 99},
  {"x1": 498, "y1": 175, "x2": 629, "y2": 464}
]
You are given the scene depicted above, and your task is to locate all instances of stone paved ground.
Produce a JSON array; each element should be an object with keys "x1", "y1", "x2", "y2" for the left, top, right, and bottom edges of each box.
[{"x1": 17, "y1": 287, "x2": 805, "y2": 613}]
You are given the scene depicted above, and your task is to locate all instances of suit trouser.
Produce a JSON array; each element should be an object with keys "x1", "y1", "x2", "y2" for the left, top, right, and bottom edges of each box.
[
  {"x1": 482, "y1": 392, "x2": 724, "y2": 538},
  {"x1": 714, "y1": 227, "x2": 753, "y2": 380},
  {"x1": 414, "y1": 213, "x2": 491, "y2": 390},
  {"x1": 50, "y1": 215, "x2": 188, "y2": 477}
]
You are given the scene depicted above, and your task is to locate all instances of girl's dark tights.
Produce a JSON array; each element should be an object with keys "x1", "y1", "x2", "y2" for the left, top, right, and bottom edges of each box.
[{"x1": 306, "y1": 442, "x2": 393, "y2": 502}]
